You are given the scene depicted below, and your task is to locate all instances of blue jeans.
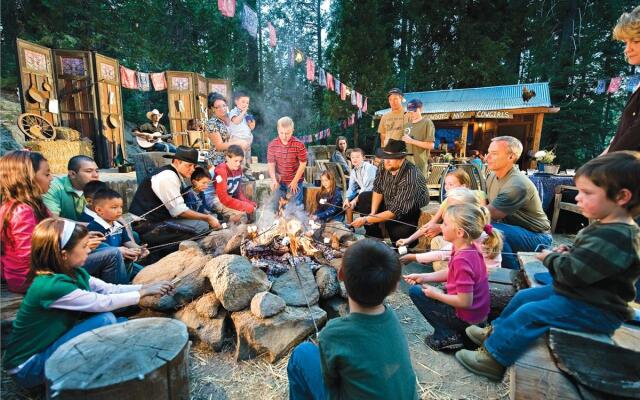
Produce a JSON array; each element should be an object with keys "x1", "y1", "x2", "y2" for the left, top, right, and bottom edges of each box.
[
  {"x1": 11, "y1": 313, "x2": 120, "y2": 388},
  {"x1": 492, "y1": 222, "x2": 552, "y2": 269},
  {"x1": 150, "y1": 142, "x2": 177, "y2": 153},
  {"x1": 287, "y1": 342, "x2": 327, "y2": 400},
  {"x1": 274, "y1": 182, "x2": 304, "y2": 209},
  {"x1": 484, "y1": 285, "x2": 622, "y2": 367},
  {"x1": 409, "y1": 285, "x2": 471, "y2": 340},
  {"x1": 83, "y1": 244, "x2": 129, "y2": 284}
]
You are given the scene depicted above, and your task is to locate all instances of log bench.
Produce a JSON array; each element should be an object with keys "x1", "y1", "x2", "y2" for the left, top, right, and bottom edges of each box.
[{"x1": 509, "y1": 252, "x2": 640, "y2": 400}]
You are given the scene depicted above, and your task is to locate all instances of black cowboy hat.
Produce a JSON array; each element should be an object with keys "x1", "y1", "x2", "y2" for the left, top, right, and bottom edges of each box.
[
  {"x1": 163, "y1": 146, "x2": 199, "y2": 164},
  {"x1": 375, "y1": 139, "x2": 413, "y2": 159}
]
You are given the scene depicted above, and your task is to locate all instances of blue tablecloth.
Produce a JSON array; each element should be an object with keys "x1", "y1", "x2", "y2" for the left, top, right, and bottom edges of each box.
[{"x1": 527, "y1": 174, "x2": 575, "y2": 213}]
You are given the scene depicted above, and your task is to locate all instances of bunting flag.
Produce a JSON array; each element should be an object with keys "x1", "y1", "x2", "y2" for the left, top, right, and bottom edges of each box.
[
  {"x1": 595, "y1": 80, "x2": 606, "y2": 94},
  {"x1": 289, "y1": 47, "x2": 295, "y2": 67},
  {"x1": 608, "y1": 77, "x2": 622, "y2": 93},
  {"x1": 356, "y1": 92, "x2": 363, "y2": 109},
  {"x1": 326, "y1": 128, "x2": 330, "y2": 138},
  {"x1": 306, "y1": 57, "x2": 315, "y2": 81},
  {"x1": 335, "y1": 78, "x2": 341, "y2": 95},
  {"x1": 150, "y1": 72, "x2": 167, "y2": 91},
  {"x1": 137, "y1": 72, "x2": 151, "y2": 91},
  {"x1": 119, "y1": 66, "x2": 138, "y2": 89},
  {"x1": 318, "y1": 68, "x2": 327, "y2": 87},
  {"x1": 242, "y1": 4, "x2": 258, "y2": 38},
  {"x1": 268, "y1": 22, "x2": 277, "y2": 48},
  {"x1": 362, "y1": 97, "x2": 368, "y2": 112},
  {"x1": 218, "y1": 0, "x2": 236, "y2": 17},
  {"x1": 351, "y1": 89, "x2": 357, "y2": 106},
  {"x1": 341, "y1": 83, "x2": 347, "y2": 101},
  {"x1": 326, "y1": 72, "x2": 334, "y2": 90},
  {"x1": 357, "y1": 108, "x2": 362, "y2": 119},
  {"x1": 627, "y1": 75, "x2": 640, "y2": 92}
]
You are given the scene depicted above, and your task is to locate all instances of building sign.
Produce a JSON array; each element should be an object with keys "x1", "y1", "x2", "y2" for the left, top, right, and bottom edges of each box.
[
  {"x1": 476, "y1": 110, "x2": 513, "y2": 119},
  {"x1": 425, "y1": 112, "x2": 450, "y2": 120},
  {"x1": 450, "y1": 111, "x2": 473, "y2": 120}
]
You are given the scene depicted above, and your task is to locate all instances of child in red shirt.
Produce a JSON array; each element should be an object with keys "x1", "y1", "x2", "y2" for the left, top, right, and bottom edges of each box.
[
  {"x1": 404, "y1": 203, "x2": 500, "y2": 351},
  {"x1": 212, "y1": 145, "x2": 256, "y2": 222}
]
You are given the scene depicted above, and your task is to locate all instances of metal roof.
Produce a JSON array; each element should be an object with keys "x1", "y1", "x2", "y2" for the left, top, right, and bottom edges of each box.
[{"x1": 375, "y1": 82, "x2": 552, "y2": 116}]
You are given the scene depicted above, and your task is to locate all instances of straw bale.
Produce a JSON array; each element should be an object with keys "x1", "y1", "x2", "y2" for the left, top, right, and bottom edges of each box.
[
  {"x1": 24, "y1": 138, "x2": 93, "y2": 174},
  {"x1": 54, "y1": 127, "x2": 81, "y2": 141}
]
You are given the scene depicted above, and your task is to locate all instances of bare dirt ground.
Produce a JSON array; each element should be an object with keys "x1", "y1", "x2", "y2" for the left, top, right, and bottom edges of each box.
[{"x1": 2, "y1": 284, "x2": 508, "y2": 400}]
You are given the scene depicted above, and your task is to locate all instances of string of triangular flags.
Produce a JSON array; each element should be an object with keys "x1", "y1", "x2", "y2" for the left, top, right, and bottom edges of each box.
[
  {"x1": 119, "y1": 66, "x2": 168, "y2": 91},
  {"x1": 595, "y1": 74, "x2": 640, "y2": 94},
  {"x1": 294, "y1": 112, "x2": 360, "y2": 144}
]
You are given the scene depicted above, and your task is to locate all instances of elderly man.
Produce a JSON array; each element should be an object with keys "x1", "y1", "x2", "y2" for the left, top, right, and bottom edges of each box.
[
  {"x1": 486, "y1": 136, "x2": 552, "y2": 269},
  {"x1": 402, "y1": 99, "x2": 435, "y2": 178},
  {"x1": 378, "y1": 88, "x2": 408, "y2": 147},
  {"x1": 351, "y1": 139, "x2": 428, "y2": 244},
  {"x1": 130, "y1": 147, "x2": 220, "y2": 261},
  {"x1": 267, "y1": 116, "x2": 308, "y2": 207}
]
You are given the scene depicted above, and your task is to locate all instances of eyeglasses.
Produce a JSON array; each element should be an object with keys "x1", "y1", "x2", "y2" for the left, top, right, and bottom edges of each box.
[{"x1": 213, "y1": 105, "x2": 227, "y2": 109}]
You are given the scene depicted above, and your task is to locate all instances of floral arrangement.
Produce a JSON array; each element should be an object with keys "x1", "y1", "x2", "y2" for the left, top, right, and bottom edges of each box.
[{"x1": 534, "y1": 149, "x2": 556, "y2": 164}]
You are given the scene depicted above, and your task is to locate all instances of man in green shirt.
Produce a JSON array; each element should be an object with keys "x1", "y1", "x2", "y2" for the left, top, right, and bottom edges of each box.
[
  {"x1": 403, "y1": 99, "x2": 435, "y2": 178},
  {"x1": 43, "y1": 155, "x2": 99, "y2": 221},
  {"x1": 378, "y1": 88, "x2": 408, "y2": 147},
  {"x1": 287, "y1": 239, "x2": 418, "y2": 400}
]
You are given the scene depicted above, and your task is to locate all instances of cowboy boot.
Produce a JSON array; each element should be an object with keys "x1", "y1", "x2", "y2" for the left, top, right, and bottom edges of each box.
[
  {"x1": 455, "y1": 347, "x2": 505, "y2": 381},
  {"x1": 465, "y1": 325, "x2": 493, "y2": 347}
]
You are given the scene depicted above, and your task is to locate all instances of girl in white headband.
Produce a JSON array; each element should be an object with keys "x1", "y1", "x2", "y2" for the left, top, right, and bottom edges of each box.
[{"x1": 3, "y1": 218, "x2": 175, "y2": 389}]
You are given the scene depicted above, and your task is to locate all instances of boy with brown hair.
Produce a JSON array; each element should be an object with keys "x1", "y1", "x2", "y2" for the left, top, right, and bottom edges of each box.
[{"x1": 287, "y1": 239, "x2": 418, "y2": 400}]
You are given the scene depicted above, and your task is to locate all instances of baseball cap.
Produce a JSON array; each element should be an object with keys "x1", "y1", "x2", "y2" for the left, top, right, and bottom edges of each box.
[{"x1": 406, "y1": 99, "x2": 423, "y2": 111}]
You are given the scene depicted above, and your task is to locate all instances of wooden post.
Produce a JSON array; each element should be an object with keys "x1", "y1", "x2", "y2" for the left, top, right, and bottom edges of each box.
[
  {"x1": 530, "y1": 113, "x2": 544, "y2": 168},
  {"x1": 45, "y1": 318, "x2": 190, "y2": 400},
  {"x1": 460, "y1": 121, "x2": 468, "y2": 157}
]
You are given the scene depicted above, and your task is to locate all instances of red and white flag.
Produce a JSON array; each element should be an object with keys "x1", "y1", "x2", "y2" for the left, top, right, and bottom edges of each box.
[
  {"x1": 608, "y1": 77, "x2": 622, "y2": 93},
  {"x1": 218, "y1": 0, "x2": 236, "y2": 17},
  {"x1": 150, "y1": 72, "x2": 167, "y2": 91},
  {"x1": 119, "y1": 66, "x2": 138, "y2": 89},
  {"x1": 306, "y1": 58, "x2": 315, "y2": 81},
  {"x1": 326, "y1": 72, "x2": 334, "y2": 90},
  {"x1": 356, "y1": 92, "x2": 363, "y2": 109},
  {"x1": 362, "y1": 97, "x2": 368, "y2": 112},
  {"x1": 268, "y1": 22, "x2": 277, "y2": 48},
  {"x1": 340, "y1": 83, "x2": 347, "y2": 101}
]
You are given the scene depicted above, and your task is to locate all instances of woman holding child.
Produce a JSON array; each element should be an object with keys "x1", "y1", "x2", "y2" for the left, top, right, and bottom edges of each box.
[
  {"x1": 0, "y1": 151, "x2": 52, "y2": 293},
  {"x1": 4, "y1": 218, "x2": 174, "y2": 388}
]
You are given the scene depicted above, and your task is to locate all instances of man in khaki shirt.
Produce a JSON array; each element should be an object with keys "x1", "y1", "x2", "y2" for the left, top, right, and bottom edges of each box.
[{"x1": 378, "y1": 88, "x2": 408, "y2": 147}]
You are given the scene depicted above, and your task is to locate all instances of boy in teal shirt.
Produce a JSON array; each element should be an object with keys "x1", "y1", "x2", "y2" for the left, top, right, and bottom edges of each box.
[{"x1": 287, "y1": 239, "x2": 418, "y2": 400}]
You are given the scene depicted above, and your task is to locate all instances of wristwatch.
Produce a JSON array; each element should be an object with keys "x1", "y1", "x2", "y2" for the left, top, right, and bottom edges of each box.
[{"x1": 364, "y1": 216, "x2": 369, "y2": 225}]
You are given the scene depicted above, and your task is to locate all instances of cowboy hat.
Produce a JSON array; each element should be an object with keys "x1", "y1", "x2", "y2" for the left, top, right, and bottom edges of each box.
[
  {"x1": 162, "y1": 146, "x2": 199, "y2": 164},
  {"x1": 375, "y1": 139, "x2": 413, "y2": 159},
  {"x1": 146, "y1": 109, "x2": 164, "y2": 120}
]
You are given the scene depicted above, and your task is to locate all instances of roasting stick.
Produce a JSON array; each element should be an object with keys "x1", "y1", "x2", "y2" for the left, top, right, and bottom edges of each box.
[{"x1": 318, "y1": 198, "x2": 419, "y2": 229}]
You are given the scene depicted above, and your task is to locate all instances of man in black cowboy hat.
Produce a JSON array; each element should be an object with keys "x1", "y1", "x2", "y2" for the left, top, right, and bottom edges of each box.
[
  {"x1": 351, "y1": 139, "x2": 428, "y2": 244},
  {"x1": 130, "y1": 146, "x2": 220, "y2": 262}
]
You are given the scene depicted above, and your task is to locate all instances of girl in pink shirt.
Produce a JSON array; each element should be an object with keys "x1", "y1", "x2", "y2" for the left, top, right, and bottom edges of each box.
[
  {"x1": 1, "y1": 151, "x2": 53, "y2": 293},
  {"x1": 404, "y1": 204, "x2": 502, "y2": 351}
]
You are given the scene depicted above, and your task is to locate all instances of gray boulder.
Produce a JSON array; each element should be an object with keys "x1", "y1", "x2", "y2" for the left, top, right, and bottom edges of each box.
[
  {"x1": 174, "y1": 304, "x2": 231, "y2": 351},
  {"x1": 194, "y1": 292, "x2": 221, "y2": 319},
  {"x1": 271, "y1": 263, "x2": 320, "y2": 306},
  {"x1": 204, "y1": 255, "x2": 270, "y2": 311},
  {"x1": 315, "y1": 266, "x2": 339, "y2": 299},
  {"x1": 250, "y1": 292, "x2": 286, "y2": 319}
]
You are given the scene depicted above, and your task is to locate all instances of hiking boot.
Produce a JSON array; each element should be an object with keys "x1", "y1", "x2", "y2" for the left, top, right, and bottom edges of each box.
[
  {"x1": 455, "y1": 347, "x2": 505, "y2": 381},
  {"x1": 465, "y1": 325, "x2": 492, "y2": 347},
  {"x1": 425, "y1": 334, "x2": 464, "y2": 352}
]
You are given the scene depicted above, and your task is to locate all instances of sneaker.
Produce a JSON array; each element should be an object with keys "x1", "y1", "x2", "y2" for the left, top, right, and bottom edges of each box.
[
  {"x1": 455, "y1": 347, "x2": 505, "y2": 381},
  {"x1": 465, "y1": 325, "x2": 492, "y2": 347},
  {"x1": 425, "y1": 334, "x2": 464, "y2": 352}
]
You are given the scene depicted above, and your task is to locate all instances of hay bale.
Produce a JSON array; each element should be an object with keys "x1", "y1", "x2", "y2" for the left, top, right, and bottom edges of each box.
[
  {"x1": 54, "y1": 127, "x2": 81, "y2": 141},
  {"x1": 24, "y1": 138, "x2": 93, "y2": 174}
]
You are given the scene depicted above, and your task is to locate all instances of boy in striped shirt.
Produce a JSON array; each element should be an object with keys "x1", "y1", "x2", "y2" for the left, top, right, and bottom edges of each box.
[{"x1": 267, "y1": 116, "x2": 308, "y2": 207}]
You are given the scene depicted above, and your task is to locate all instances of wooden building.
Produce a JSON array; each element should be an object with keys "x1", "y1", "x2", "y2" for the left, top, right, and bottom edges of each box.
[{"x1": 375, "y1": 83, "x2": 559, "y2": 169}]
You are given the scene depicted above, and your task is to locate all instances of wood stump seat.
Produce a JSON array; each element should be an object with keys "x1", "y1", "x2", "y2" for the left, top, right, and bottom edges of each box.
[{"x1": 45, "y1": 317, "x2": 189, "y2": 399}]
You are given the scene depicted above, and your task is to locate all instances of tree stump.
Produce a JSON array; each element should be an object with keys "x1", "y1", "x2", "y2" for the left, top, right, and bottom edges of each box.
[
  {"x1": 131, "y1": 152, "x2": 171, "y2": 185},
  {"x1": 45, "y1": 317, "x2": 189, "y2": 400}
]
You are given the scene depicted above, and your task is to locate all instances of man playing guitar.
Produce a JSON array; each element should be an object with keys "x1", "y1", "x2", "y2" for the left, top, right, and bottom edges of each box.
[{"x1": 133, "y1": 109, "x2": 177, "y2": 153}]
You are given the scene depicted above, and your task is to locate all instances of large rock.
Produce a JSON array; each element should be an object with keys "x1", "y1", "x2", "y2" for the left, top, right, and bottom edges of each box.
[
  {"x1": 199, "y1": 227, "x2": 246, "y2": 256},
  {"x1": 231, "y1": 305, "x2": 327, "y2": 363},
  {"x1": 250, "y1": 292, "x2": 286, "y2": 319},
  {"x1": 323, "y1": 221, "x2": 355, "y2": 243},
  {"x1": 133, "y1": 247, "x2": 213, "y2": 311},
  {"x1": 174, "y1": 303, "x2": 231, "y2": 351},
  {"x1": 319, "y1": 297, "x2": 349, "y2": 319},
  {"x1": 315, "y1": 266, "x2": 339, "y2": 299},
  {"x1": 271, "y1": 263, "x2": 320, "y2": 306},
  {"x1": 194, "y1": 292, "x2": 221, "y2": 319},
  {"x1": 204, "y1": 255, "x2": 270, "y2": 311}
]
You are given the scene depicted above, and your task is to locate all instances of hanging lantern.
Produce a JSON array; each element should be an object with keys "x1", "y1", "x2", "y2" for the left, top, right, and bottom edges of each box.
[
  {"x1": 294, "y1": 49, "x2": 304, "y2": 64},
  {"x1": 371, "y1": 119, "x2": 375, "y2": 128}
]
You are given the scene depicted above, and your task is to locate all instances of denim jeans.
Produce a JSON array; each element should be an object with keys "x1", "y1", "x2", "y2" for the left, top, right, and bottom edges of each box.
[
  {"x1": 274, "y1": 182, "x2": 304, "y2": 209},
  {"x1": 484, "y1": 285, "x2": 622, "y2": 367},
  {"x1": 11, "y1": 312, "x2": 120, "y2": 388},
  {"x1": 83, "y1": 244, "x2": 129, "y2": 284},
  {"x1": 408, "y1": 285, "x2": 470, "y2": 340},
  {"x1": 287, "y1": 342, "x2": 327, "y2": 400},
  {"x1": 492, "y1": 222, "x2": 552, "y2": 269},
  {"x1": 150, "y1": 142, "x2": 177, "y2": 153}
]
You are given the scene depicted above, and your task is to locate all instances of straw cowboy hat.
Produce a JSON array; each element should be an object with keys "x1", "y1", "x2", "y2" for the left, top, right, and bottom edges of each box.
[{"x1": 146, "y1": 109, "x2": 164, "y2": 120}]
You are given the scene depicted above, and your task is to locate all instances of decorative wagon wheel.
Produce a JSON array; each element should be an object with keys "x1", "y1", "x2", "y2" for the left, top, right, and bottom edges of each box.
[{"x1": 17, "y1": 113, "x2": 56, "y2": 141}]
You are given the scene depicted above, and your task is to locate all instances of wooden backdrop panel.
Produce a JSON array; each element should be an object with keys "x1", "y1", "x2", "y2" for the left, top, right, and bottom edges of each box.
[
  {"x1": 194, "y1": 73, "x2": 208, "y2": 123},
  {"x1": 207, "y1": 79, "x2": 232, "y2": 103},
  {"x1": 166, "y1": 71, "x2": 195, "y2": 146},
  {"x1": 16, "y1": 39, "x2": 59, "y2": 127},
  {"x1": 93, "y1": 53, "x2": 126, "y2": 167}
]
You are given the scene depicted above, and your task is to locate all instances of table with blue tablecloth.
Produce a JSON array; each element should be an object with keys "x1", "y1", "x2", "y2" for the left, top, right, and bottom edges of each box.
[{"x1": 527, "y1": 173, "x2": 575, "y2": 214}]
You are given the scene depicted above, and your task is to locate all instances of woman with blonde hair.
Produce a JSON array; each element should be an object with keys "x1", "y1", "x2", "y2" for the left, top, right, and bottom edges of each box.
[
  {"x1": 603, "y1": 6, "x2": 640, "y2": 153},
  {"x1": 0, "y1": 151, "x2": 52, "y2": 292}
]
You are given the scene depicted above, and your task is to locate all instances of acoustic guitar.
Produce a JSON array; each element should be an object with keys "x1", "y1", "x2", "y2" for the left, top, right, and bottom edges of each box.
[{"x1": 135, "y1": 131, "x2": 173, "y2": 149}]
